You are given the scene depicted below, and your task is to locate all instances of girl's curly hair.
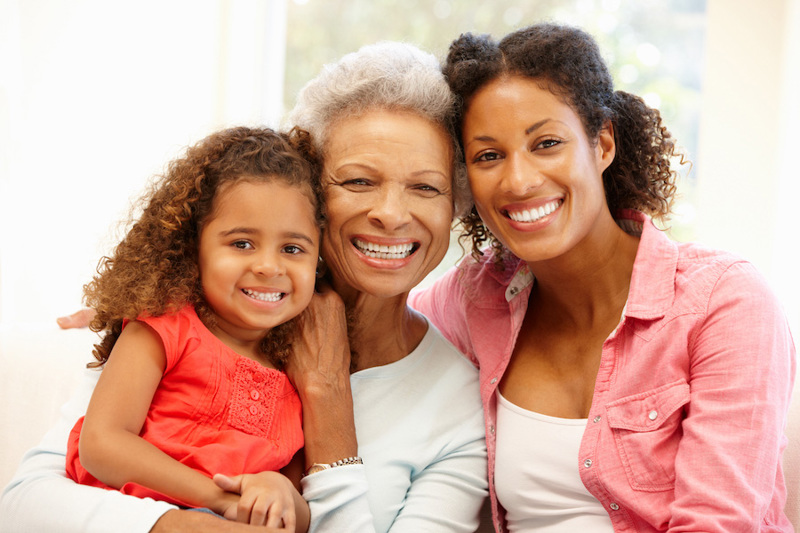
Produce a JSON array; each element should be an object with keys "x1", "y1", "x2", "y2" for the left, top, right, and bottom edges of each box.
[
  {"x1": 85, "y1": 126, "x2": 323, "y2": 369},
  {"x1": 443, "y1": 23, "x2": 682, "y2": 263}
]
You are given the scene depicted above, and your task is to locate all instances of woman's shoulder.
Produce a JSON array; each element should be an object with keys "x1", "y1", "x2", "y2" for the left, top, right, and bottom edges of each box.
[
  {"x1": 419, "y1": 322, "x2": 480, "y2": 377},
  {"x1": 673, "y1": 239, "x2": 767, "y2": 290}
]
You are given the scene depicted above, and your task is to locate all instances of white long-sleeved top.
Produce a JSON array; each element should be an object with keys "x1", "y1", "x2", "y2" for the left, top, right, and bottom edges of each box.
[
  {"x1": 0, "y1": 369, "x2": 175, "y2": 533},
  {"x1": 301, "y1": 322, "x2": 488, "y2": 532},
  {"x1": 0, "y1": 322, "x2": 487, "y2": 532}
]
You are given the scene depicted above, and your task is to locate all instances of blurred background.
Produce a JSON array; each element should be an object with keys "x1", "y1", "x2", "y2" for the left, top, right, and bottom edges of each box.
[{"x1": 1, "y1": 0, "x2": 798, "y2": 484}]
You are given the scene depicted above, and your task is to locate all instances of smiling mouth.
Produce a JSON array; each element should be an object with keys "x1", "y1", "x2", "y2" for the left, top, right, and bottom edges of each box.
[
  {"x1": 353, "y1": 238, "x2": 418, "y2": 260},
  {"x1": 242, "y1": 289, "x2": 284, "y2": 302},
  {"x1": 505, "y1": 199, "x2": 563, "y2": 223}
]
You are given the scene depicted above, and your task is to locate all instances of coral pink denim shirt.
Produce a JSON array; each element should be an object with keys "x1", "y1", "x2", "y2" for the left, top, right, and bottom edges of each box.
[{"x1": 410, "y1": 210, "x2": 796, "y2": 532}]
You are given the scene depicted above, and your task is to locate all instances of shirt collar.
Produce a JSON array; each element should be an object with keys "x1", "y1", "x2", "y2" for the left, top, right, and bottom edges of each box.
[
  {"x1": 618, "y1": 209, "x2": 678, "y2": 320},
  {"x1": 505, "y1": 262, "x2": 534, "y2": 302}
]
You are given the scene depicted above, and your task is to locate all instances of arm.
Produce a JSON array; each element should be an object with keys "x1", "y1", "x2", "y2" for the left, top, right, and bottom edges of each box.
[
  {"x1": 0, "y1": 369, "x2": 176, "y2": 533},
  {"x1": 153, "y1": 509, "x2": 297, "y2": 532},
  {"x1": 285, "y1": 287, "x2": 373, "y2": 531},
  {"x1": 56, "y1": 308, "x2": 96, "y2": 329},
  {"x1": 286, "y1": 286, "x2": 358, "y2": 468},
  {"x1": 78, "y1": 321, "x2": 238, "y2": 516},
  {"x1": 670, "y1": 262, "x2": 796, "y2": 530},
  {"x1": 0, "y1": 351, "x2": 290, "y2": 533}
]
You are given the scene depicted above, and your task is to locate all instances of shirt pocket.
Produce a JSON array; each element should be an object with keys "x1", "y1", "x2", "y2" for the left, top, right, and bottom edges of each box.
[{"x1": 605, "y1": 378, "x2": 690, "y2": 492}]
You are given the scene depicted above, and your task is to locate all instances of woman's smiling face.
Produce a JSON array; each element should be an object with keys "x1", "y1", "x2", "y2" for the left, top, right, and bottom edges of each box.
[
  {"x1": 462, "y1": 75, "x2": 615, "y2": 265},
  {"x1": 321, "y1": 109, "x2": 454, "y2": 299}
]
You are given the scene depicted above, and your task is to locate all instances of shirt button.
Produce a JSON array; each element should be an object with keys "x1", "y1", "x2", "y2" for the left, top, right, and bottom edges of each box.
[
  {"x1": 509, "y1": 287, "x2": 519, "y2": 295},
  {"x1": 593, "y1": 415, "x2": 601, "y2": 423},
  {"x1": 489, "y1": 425, "x2": 495, "y2": 435},
  {"x1": 250, "y1": 390, "x2": 260, "y2": 401},
  {"x1": 490, "y1": 377, "x2": 497, "y2": 384},
  {"x1": 610, "y1": 502, "x2": 620, "y2": 511},
  {"x1": 648, "y1": 410, "x2": 658, "y2": 421},
  {"x1": 249, "y1": 405, "x2": 258, "y2": 415},
  {"x1": 583, "y1": 459, "x2": 593, "y2": 468}
]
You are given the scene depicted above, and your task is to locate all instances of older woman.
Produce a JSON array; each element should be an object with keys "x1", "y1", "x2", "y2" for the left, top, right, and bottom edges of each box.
[
  {"x1": 412, "y1": 23, "x2": 795, "y2": 531},
  {"x1": 0, "y1": 42, "x2": 487, "y2": 533}
]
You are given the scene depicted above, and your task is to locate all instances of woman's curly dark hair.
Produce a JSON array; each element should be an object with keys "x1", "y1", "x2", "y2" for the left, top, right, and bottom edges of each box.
[
  {"x1": 444, "y1": 23, "x2": 683, "y2": 262},
  {"x1": 85, "y1": 126, "x2": 323, "y2": 369}
]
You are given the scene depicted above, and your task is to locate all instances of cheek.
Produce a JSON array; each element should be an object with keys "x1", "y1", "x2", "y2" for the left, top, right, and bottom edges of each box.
[
  {"x1": 424, "y1": 202, "x2": 454, "y2": 251},
  {"x1": 467, "y1": 175, "x2": 494, "y2": 212},
  {"x1": 321, "y1": 233, "x2": 345, "y2": 263}
]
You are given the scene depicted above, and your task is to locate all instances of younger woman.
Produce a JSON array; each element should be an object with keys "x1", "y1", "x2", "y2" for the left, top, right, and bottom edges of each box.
[
  {"x1": 413, "y1": 23, "x2": 796, "y2": 531},
  {"x1": 65, "y1": 126, "x2": 323, "y2": 531}
]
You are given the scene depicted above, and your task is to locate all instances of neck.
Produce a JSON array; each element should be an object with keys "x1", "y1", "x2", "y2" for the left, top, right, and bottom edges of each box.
[
  {"x1": 527, "y1": 219, "x2": 639, "y2": 330},
  {"x1": 334, "y1": 284, "x2": 427, "y2": 372}
]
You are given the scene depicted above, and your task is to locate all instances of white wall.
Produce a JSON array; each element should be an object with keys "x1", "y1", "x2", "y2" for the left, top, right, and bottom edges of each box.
[
  {"x1": 0, "y1": 0, "x2": 287, "y2": 486},
  {"x1": 696, "y1": 0, "x2": 800, "y2": 338},
  {"x1": 0, "y1": 0, "x2": 286, "y2": 327}
]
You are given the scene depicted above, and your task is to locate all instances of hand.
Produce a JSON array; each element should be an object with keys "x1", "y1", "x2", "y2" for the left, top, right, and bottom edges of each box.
[
  {"x1": 214, "y1": 472, "x2": 303, "y2": 530},
  {"x1": 286, "y1": 282, "x2": 352, "y2": 396},
  {"x1": 150, "y1": 508, "x2": 285, "y2": 532},
  {"x1": 56, "y1": 308, "x2": 95, "y2": 329},
  {"x1": 284, "y1": 282, "x2": 359, "y2": 468}
]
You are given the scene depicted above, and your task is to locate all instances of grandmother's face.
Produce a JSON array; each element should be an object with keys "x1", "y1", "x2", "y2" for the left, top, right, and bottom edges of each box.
[{"x1": 321, "y1": 109, "x2": 454, "y2": 299}]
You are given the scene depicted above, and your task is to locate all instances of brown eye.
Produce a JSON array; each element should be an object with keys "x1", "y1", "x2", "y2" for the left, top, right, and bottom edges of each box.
[
  {"x1": 536, "y1": 139, "x2": 561, "y2": 149},
  {"x1": 474, "y1": 151, "x2": 501, "y2": 163},
  {"x1": 283, "y1": 244, "x2": 304, "y2": 255}
]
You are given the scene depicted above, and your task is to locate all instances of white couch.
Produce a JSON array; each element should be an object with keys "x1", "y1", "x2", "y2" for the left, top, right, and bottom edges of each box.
[{"x1": 1, "y1": 324, "x2": 799, "y2": 527}]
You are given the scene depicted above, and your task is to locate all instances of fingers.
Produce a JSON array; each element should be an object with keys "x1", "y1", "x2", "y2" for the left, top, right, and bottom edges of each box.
[
  {"x1": 265, "y1": 500, "x2": 283, "y2": 528},
  {"x1": 56, "y1": 308, "x2": 95, "y2": 329},
  {"x1": 213, "y1": 473, "x2": 242, "y2": 494},
  {"x1": 280, "y1": 505, "x2": 296, "y2": 532},
  {"x1": 238, "y1": 492, "x2": 293, "y2": 528}
]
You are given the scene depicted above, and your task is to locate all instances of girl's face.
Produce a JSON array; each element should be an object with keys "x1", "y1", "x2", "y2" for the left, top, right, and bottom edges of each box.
[
  {"x1": 462, "y1": 75, "x2": 616, "y2": 265},
  {"x1": 198, "y1": 179, "x2": 319, "y2": 352},
  {"x1": 321, "y1": 109, "x2": 454, "y2": 300}
]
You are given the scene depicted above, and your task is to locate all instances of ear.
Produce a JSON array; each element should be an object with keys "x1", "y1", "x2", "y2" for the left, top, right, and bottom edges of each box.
[{"x1": 595, "y1": 120, "x2": 616, "y2": 173}]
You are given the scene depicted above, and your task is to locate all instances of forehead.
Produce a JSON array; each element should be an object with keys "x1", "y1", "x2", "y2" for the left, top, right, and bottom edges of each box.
[
  {"x1": 324, "y1": 109, "x2": 453, "y2": 168},
  {"x1": 464, "y1": 75, "x2": 584, "y2": 132},
  {"x1": 215, "y1": 175, "x2": 316, "y2": 209}
]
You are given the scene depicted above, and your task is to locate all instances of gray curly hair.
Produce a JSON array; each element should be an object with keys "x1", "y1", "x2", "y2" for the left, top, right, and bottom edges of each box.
[{"x1": 287, "y1": 41, "x2": 471, "y2": 218}]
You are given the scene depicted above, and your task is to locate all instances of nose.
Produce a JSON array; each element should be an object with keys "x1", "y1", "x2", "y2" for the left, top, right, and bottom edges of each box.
[
  {"x1": 502, "y1": 153, "x2": 543, "y2": 196},
  {"x1": 253, "y1": 250, "x2": 285, "y2": 277},
  {"x1": 366, "y1": 186, "x2": 413, "y2": 231}
]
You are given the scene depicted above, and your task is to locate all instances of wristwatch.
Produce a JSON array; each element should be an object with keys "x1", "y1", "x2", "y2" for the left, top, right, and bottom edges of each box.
[{"x1": 303, "y1": 456, "x2": 363, "y2": 477}]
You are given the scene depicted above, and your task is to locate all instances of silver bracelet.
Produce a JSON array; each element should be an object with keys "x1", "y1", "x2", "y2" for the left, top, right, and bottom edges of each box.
[{"x1": 304, "y1": 456, "x2": 363, "y2": 477}]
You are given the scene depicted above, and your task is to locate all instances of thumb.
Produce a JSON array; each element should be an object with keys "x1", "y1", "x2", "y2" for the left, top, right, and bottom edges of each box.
[{"x1": 213, "y1": 473, "x2": 243, "y2": 494}]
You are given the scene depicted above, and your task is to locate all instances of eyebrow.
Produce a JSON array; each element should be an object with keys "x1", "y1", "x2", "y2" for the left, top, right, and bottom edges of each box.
[
  {"x1": 469, "y1": 118, "x2": 553, "y2": 144},
  {"x1": 220, "y1": 227, "x2": 317, "y2": 245},
  {"x1": 334, "y1": 163, "x2": 448, "y2": 180},
  {"x1": 525, "y1": 119, "x2": 551, "y2": 135}
]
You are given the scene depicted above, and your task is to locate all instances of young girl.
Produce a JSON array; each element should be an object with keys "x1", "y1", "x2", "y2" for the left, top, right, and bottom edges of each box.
[{"x1": 65, "y1": 126, "x2": 324, "y2": 531}]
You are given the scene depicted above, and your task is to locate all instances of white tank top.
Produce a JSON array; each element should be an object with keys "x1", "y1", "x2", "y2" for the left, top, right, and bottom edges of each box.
[{"x1": 495, "y1": 391, "x2": 614, "y2": 532}]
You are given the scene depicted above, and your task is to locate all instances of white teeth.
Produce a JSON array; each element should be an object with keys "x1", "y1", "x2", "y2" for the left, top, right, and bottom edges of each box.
[
  {"x1": 242, "y1": 289, "x2": 282, "y2": 302},
  {"x1": 353, "y1": 238, "x2": 415, "y2": 260},
  {"x1": 508, "y1": 200, "x2": 562, "y2": 223}
]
